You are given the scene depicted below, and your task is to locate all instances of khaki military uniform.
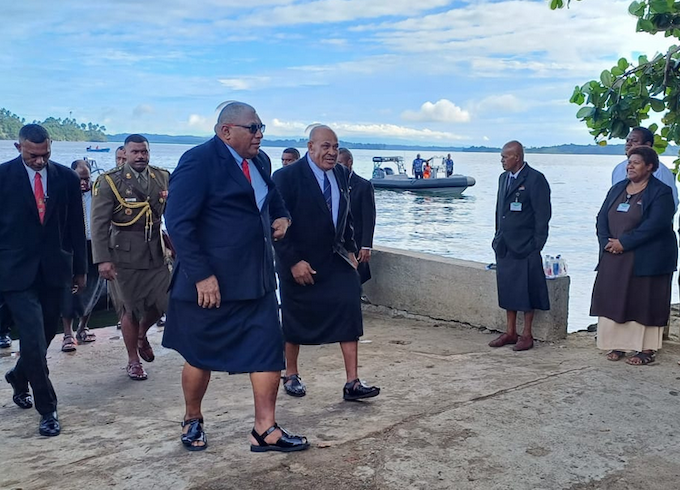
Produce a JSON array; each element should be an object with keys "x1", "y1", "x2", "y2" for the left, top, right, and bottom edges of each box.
[{"x1": 90, "y1": 162, "x2": 171, "y2": 321}]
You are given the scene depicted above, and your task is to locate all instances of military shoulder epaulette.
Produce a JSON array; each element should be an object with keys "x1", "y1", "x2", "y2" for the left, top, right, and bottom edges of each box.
[{"x1": 148, "y1": 164, "x2": 170, "y2": 174}]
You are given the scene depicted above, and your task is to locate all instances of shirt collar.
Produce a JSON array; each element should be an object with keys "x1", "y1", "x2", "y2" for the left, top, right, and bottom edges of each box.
[
  {"x1": 307, "y1": 154, "x2": 331, "y2": 179},
  {"x1": 509, "y1": 162, "x2": 526, "y2": 179}
]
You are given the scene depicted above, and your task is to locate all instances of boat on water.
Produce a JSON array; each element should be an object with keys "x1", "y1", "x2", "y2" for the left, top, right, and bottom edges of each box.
[
  {"x1": 86, "y1": 146, "x2": 110, "y2": 153},
  {"x1": 370, "y1": 156, "x2": 475, "y2": 196}
]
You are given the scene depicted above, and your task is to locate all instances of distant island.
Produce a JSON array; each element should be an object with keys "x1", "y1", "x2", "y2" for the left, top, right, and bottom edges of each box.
[
  {"x1": 3, "y1": 108, "x2": 677, "y2": 156},
  {"x1": 108, "y1": 133, "x2": 640, "y2": 156},
  {"x1": 0, "y1": 108, "x2": 106, "y2": 142}
]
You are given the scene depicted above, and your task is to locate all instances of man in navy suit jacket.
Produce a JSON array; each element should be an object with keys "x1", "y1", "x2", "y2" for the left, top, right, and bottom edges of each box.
[
  {"x1": 273, "y1": 126, "x2": 380, "y2": 401},
  {"x1": 490, "y1": 141, "x2": 551, "y2": 352},
  {"x1": 162, "y1": 102, "x2": 308, "y2": 453},
  {"x1": 0, "y1": 124, "x2": 87, "y2": 437}
]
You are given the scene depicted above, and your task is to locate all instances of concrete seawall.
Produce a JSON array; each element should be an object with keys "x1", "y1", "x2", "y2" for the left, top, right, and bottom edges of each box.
[{"x1": 363, "y1": 246, "x2": 570, "y2": 341}]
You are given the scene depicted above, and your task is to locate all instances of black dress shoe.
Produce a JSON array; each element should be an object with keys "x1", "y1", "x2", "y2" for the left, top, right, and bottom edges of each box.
[
  {"x1": 39, "y1": 411, "x2": 60, "y2": 437},
  {"x1": 343, "y1": 379, "x2": 380, "y2": 401},
  {"x1": 0, "y1": 334, "x2": 11, "y2": 349},
  {"x1": 282, "y1": 374, "x2": 306, "y2": 397},
  {"x1": 5, "y1": 370, "x2": 33, "y2": 409}
]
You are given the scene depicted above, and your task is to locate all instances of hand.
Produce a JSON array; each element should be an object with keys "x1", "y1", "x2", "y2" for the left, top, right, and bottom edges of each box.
[
  {"x1": 349, "y1": 253, "x2": 359, "y2": 270},
  {"x1": 196, "y1": 275, "x2": 221, "y2": 309},
  {"x1": 73, "y1": 274, "x2": 86, "y2": 293},
  {"x1": 271, "y1": 218, "x2": 290, "y2": 241},
  {"x1": 291, "y1": 260, "x2": 316, "y2": 286},
  {"x1": 357, "y1": 249, "x2": 371, "y2": 263},
  {"x1": 605, "y1": 238, "x2": 624, "y2": 254},
  {"x1": 98, "y1": 262, "x2": 117, "y2": 281}
]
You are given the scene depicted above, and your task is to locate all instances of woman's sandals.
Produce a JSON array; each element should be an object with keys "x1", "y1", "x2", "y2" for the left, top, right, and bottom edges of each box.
[
  {"x1": 250, "y1": 423, "x2": 309, "y2": 453},
  {"x1": 181, "y1": 418, "x2": 208, "y2": 451}
]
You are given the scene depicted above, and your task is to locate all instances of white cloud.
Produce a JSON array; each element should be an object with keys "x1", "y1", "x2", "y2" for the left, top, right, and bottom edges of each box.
[
  {"x1": 332, "y1": 122, "x2": 468, "y2": 141},
  {"x1": 187, "y1": 114, "x2": 214, "y2": 133},
  {"x1": 401, "y1": 99, "x2": 470, "y2": 123},
  {"x1": 269, "y1": 118, "x2": 309, "y2": 136}
]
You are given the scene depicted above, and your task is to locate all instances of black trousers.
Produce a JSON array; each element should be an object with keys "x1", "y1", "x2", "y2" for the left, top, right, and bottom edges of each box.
[
  {"x1": 414, "y1": 171, "x2": 423, "y2": 179},
  {"x1": 3, "y1": 279, "x2": 63, "y2": 415}
]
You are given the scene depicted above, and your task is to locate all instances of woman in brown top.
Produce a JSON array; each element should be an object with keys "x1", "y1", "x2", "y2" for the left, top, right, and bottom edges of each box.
[{"x1": 590, "y1": 146, "x2": 677, "y2": 365}]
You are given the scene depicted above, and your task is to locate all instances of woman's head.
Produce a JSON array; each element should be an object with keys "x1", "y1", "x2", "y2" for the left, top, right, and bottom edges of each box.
[{"x1": 626, "y1": 146, "x2": 659, "y2": 183}]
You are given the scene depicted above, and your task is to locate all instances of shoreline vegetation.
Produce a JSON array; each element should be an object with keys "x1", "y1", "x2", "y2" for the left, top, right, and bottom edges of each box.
[{"x1": 3, "y1": 108, "x2": 678, "y2": 156}]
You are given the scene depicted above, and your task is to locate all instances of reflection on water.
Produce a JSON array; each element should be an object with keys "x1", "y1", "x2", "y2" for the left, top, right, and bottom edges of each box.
[{"x1": 1, "y1": 140, "x2": 677, "y2": 333}]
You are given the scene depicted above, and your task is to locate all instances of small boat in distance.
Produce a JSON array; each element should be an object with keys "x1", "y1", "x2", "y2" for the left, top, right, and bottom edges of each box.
[
  {"x1": 86, "y1": 146, "x2": 110, "y2": 152},
  {"x1": 370, "y1": 156, "x2": 475, "y2": 196}
]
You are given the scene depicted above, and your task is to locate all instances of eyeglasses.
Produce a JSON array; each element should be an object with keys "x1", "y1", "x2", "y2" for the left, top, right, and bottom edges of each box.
[{"x1": 225, "y1": 123, "x2": 266, "y2": 134}]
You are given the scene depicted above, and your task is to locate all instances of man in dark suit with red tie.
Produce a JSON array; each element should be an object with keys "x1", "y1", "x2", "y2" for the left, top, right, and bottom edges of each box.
[
  {"x1": 162, "y1": 102, "x2": 308, "y2": 452},
  {"x1": 0, "y1": 124, "x2": 87, "y2": 436},
  {"x1": 273, "y1": 126, "x2": 380, "y2": 401}
]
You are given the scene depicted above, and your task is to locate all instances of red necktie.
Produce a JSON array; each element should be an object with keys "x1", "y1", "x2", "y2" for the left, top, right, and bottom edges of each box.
[
  {"x1": 34, "y1": 173, "x2": 46, "y2": 224},
  {"x1": 242, "y1": 159, "x2": 251, "y2": 183}
]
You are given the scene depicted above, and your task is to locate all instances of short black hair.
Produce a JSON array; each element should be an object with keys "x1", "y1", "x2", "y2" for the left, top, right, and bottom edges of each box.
[
  {"x1": 338, "y1": 148, "x2": 353, "y2": 160},
  {"x1": 628, "y1": 145, "x2": 659, "y2": 172},
  {"x1": 631, "y1": 127, "x2": 655, "y2": 146},
  {"x1": 124, "y1": 134, "x2": 149, "y2": 145},
  {"x1": 19, "y1": 124, "x2": 50, "y2": 144},
  {"x1": 283, "y1": 147, "x2": 300, "y2": 159},
  {"x1": 71, "y1": 159, "x2": 91, "y2": 171},
  {"x1": 116, "y1": 145, "x2": 124, "y2": 152}
]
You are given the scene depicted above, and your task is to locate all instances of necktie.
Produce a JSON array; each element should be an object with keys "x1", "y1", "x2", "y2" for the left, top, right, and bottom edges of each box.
[
  {"x1": 323, "y1": 173, "x2": 332, "y2": 214},
  {"x1": 138, "y1": 171, "x2": 148, "y2": 192},
  {"x1": 242, "y1": 159, "x2": 251, "y2": 183},
  {"x1": 506, "y1": 174, "x2": 514, "y2": 193},
  {"x1": 34, "y1": 173, "x2": 46, "y2": 224}
]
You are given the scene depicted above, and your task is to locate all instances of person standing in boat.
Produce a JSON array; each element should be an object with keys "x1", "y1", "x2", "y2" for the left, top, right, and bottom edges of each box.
[
  {"x1": 0, "y1": 124, "x2": 87, "y2": 437},
  {"x1": 489, "y1": 141, "x2": 551, "y2": 352},
  {"x1": 444, "y1": 154, "x2": 454, "y2": 177},
  {"x1": 412, "y1": 154, "x2": 426, "y2": 179},
  {"x1": 90, "y1": 134, "x2": 170, "y2": 381}
]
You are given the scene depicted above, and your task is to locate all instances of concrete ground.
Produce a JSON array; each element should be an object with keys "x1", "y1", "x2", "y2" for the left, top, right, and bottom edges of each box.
[{"x1": 2, "y1": 308, "x2": 680, "y2": 490}]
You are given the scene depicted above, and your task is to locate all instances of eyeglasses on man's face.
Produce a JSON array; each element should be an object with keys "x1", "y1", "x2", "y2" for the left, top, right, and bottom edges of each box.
[{"x1": 226, "y1": 123, "x2": 266, "y2": 134}]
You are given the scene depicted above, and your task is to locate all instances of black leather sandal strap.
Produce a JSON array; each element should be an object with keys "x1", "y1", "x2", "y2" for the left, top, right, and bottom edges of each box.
[
  {"x1": 252, "y1": 424, "x2": 278, "y2": 446},
  {"x1": 181, "y1": 417, "x2": 204, "y2": 427}
]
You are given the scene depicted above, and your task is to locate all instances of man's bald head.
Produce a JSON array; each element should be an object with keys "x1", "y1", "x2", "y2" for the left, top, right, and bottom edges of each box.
[
  {"x1": 307, "y1": 125, "x2": 339, "y2": 171},
  {"x1": 501, "y1": 140, "x2": 525, "y2": 173},
  {"x1": 216, "y1": 101, "x2": 256, "y2": 127}
]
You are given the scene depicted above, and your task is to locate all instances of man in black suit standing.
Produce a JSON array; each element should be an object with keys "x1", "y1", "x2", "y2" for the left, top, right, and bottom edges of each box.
[
  {"x1": 273, "y1": 126, "x2": 380, "y2": 400},
  {"x1": 337, "y1": 148, "x2": 376, "y2": 285},
  {"x1": 490, "y1": 141, "x2": 551, "y2": 352},
  {"x1": 0, "y1": 124, "x2": 87, "y2": 436}
]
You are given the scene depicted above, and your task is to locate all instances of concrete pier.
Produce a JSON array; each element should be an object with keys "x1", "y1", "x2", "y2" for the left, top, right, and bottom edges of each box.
[
  {"x1": 363, "y1": 246, "x2": 570, "y2": 341},
  {"x1": 2, "y1": 311, "x2": 680, "y2": 490}
]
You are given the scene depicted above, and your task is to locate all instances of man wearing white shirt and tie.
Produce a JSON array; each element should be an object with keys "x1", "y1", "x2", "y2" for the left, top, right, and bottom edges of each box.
[
  {"x1": 272, "y1": 125, "x2": 380, "y2": 401},
  {"x1": 611, "y1": 127, "x2": 678, "y2": 210}
]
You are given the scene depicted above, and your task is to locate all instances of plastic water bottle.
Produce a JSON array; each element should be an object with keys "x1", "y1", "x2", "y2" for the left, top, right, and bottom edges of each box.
[
  {"x1": 544, "y1": 255, "x2": 553, "y2": 278},
  {"x1": 556, "y1": 255, "x2": 568, "y2": 276},
  {"x1": 552, "y1": 256, "x2": 560, "y2": 277}
]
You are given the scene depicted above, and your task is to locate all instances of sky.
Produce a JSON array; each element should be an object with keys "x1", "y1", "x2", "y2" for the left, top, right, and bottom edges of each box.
[{"x1": 2, "y1": 0, "x2": 676, "y2": 147}]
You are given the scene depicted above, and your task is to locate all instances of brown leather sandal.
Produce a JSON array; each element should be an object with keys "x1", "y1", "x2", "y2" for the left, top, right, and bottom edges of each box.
[
  {"x1": 127, "y1": 362, "x2": 148, "y2": 380},
  {"x1": 61, "y1": 336, "x2": 77, "y2": 352}
]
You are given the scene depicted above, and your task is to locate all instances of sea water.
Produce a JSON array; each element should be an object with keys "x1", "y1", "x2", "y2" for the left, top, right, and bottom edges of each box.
[{"x1": 2, "y1": 140, "x2": 677, "y2": 333}]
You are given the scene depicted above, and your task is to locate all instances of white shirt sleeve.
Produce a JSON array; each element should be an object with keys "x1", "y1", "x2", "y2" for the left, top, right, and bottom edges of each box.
[
  {"x1": 653, "y1": 164, "x2": 679, "y2": 211},
  {"x1": 611, "y1": 160, "x2": 627, "y2": 186}
]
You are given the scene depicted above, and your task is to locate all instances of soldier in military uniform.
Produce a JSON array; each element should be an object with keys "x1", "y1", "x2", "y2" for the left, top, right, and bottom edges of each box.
[{"x1": 90, "y1": 134, "x2": 170, "y2": 380}]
